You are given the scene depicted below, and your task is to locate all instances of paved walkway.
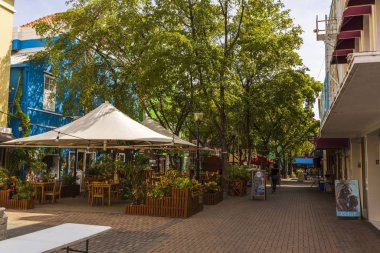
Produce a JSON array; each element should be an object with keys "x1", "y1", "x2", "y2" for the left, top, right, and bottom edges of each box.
[{"x1": 6, "y1": 180, "x2": 380, "y2": 253}]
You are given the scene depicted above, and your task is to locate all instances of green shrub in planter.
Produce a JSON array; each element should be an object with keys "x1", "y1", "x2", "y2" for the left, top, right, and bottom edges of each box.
[
  {"x1": 15, "y1": 180, "x2": 35, "y2": 200},
  {"x1": 227, "y1": 165, "x2": 250, "y2": 181},
  {"x1": 171, "y1": 177, "x2": 192, "y2": 189},
  {"x1": 61, "y1": 174, "x2": 76, "y2": 185},
  {"x1": 204, "y1": 181, "x2": 220, "y2": 193},
  {"x1": 0, "y1": 167, "x2": 11, "y2": 190}
]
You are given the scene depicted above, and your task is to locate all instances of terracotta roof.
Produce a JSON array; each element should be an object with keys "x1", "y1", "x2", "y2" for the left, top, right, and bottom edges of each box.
[{"x1": 20, "y1": 13, "x2": 63, "y2": 28}]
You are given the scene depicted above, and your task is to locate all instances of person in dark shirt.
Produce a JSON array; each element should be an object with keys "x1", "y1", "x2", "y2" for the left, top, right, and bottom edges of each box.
[{"x1": 270, "y1": 163, "x2": 280, "y2": 193}]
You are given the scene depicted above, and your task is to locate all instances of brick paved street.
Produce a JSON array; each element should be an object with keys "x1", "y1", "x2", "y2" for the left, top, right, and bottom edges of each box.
[{"x1": 6, "y1": 180, "x2": 380, "y2": 253}]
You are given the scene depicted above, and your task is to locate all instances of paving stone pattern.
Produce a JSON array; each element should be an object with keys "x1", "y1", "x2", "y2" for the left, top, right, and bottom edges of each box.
[{"x1": 7, "y1": 180, "x2": 380, "y2": 253}]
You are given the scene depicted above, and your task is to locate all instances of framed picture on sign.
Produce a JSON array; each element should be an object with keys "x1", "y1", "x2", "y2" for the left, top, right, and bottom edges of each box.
[
  {"x1": 251, "y1": 170, "x2": 266, "y2": 200},
  {"x1": 334, "y1": 180, "x2": 361, "y2": 218}
]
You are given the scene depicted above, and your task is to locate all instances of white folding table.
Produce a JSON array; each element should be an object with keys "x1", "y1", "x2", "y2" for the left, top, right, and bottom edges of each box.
[{"x1": 0, "y1": 223, "x2": 111, "y2": 253}]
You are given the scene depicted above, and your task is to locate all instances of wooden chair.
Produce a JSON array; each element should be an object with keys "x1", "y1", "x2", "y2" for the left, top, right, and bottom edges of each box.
[
  {"x1": 54, "y1": 181, "x2": 63, "y2": 200},
  {"x1": 91, "y1": 183, "x2": 104, "y2": 207},
  {"x1": 110, "y1": 184, "x2": 119, "y2": 201},
  {"x1": 87, "y1": 182, "x2": 93, "y2": 204},
  {"x1": 43, "y1": 182, "x2": 57, "y2": 203}
]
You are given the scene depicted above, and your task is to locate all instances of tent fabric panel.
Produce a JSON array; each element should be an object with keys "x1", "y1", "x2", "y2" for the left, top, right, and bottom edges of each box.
[{"x1": 4, "y1": 102, "x2": 173, "y2": 148}]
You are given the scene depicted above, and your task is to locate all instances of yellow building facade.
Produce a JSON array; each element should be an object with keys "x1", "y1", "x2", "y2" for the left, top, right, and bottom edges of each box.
[{"x1": 0, "y1": 0, "x2": 15, "y2": 131}]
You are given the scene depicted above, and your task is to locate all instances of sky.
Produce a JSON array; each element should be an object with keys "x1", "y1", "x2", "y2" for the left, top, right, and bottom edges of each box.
[{"x1": 13, "y1": 0, "x2": 332, "y2": 117}]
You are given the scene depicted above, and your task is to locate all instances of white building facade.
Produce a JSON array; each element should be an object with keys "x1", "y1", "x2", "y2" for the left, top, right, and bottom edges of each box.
[{"x1": 317, "y1": 0, "x2": 380, "y2": 228}]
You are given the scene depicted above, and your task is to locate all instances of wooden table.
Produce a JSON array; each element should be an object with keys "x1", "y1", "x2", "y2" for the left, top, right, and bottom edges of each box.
[
  {"x1": 32, "y1": 182, "x2": 54, "y2": 204},
  {"x1": 91, "y1": 183, "x2": 119, "y2": 207},
  {"x1": 0, "y1": 223, "x2": 111, "y2": 253}
]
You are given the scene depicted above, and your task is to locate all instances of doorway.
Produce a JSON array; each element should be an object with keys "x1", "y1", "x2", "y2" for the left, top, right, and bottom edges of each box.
[{"x1": 68, "y1": 150, "x2": 96, "y2": 191}]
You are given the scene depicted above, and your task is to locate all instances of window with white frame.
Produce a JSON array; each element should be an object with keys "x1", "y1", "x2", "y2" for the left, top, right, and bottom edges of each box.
[
  {"x1": 43, "y1": 74, "x2": 56, "y2": 111},
  {"x1": 116, "y1": 153, "x2": 126, "y2": 162}
]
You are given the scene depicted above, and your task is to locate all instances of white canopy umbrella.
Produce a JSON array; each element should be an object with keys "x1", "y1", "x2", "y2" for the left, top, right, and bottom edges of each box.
[
  {"x1": 141, "y1": 118, "x2": 196, "y2": 149},
  {"x1": 3, "y1": 102, "x2": 173, "y2": 149}
]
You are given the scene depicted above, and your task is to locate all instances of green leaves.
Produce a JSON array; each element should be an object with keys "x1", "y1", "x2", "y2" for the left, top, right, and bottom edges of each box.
[{"x1": 33, "y1": 0, "x2": 321, "y2": 162}]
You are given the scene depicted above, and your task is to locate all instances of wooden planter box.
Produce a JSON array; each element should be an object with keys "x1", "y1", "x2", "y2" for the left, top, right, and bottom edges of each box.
[
  {"x1": 228, "y1": 180, "x2": 247, "y2": 197},
  {"x1": 60, "y1": 184, "x2": 80, "y2": 198},
  {"x1": 0, "y1": 190, "x2": 9, "y2": 203},
  {"x1": 203, "y1": 190, "x2": 223, "y2": 205},
  {"x1": 125, "y1": 188, "x2": 203, "y2": 218},
  {"x1": 1, "y1": 199, "x2": 34, "y2": 210},
  {"x1": 0, "y1": 190, "x2": 34, "y2": 209}
]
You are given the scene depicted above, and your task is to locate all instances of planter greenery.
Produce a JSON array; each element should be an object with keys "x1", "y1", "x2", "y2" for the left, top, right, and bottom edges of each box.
[
  {"x1": 59, "y1": 174, "x2": 80, "y2": 198},
  {"x1": 203, "y1": 181, "x2": 223, "y2": 205},
  {"x1": 146, "y1": 170, "x2": 203, "y2": 199},
  {"x1": 14, "y1": 180, "x2": 35, "y2": 200},
  {"x1": 85, "y1": 155, "x2": 114, "y2": 179},
  {"x1": 227, "y1": 166, "x2": 249, "y2": 196},
  {"x1": 0, "y1": 167, "x2": 11, "y2": 190},
  {"x1": 296, "y1": 169, "x2": 304, "y2": 182},
  {"x1": 126, "y1": 188, "x2": 203, "y2": 218}
]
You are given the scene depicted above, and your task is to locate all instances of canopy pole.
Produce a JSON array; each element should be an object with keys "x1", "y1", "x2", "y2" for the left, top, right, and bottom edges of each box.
[{"x1": 73, "y1": 148, "x2": 78, "y2": 198}]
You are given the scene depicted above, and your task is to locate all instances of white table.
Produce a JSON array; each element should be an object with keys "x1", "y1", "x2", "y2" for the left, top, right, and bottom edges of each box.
[{"x1": 0, "y1": 223, "x2": 111, "y2": 253}]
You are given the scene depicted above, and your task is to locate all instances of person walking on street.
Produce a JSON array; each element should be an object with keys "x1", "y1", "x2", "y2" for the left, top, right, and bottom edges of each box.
[{"x1": 271, "y1": 163, "x2": 280, "y2": 193}]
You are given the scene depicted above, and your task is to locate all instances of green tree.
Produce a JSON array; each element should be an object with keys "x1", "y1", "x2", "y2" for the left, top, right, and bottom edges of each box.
[{"x1": 34, "y1": 0, "x2": 321, "y2": 175}]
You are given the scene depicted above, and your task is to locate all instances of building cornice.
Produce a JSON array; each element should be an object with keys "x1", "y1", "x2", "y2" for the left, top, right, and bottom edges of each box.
[{"x1": 0, "y1": 1, "x2": 15, "y2": 14}]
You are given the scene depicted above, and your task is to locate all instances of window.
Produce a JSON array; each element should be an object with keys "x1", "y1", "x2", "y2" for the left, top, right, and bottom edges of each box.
[
  {"x1": 116, "y1": 153, "x2": 126, "y2": 162},
  {"x1": 43, "y1": 75, "x2": 56, "y2": 111}
]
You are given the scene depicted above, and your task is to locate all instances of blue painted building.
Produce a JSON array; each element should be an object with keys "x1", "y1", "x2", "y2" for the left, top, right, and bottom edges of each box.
[
  {"x1": 8, "y1": 15, "x2": 78, "y2": 180},
  {"x1": 9, "y1": 17, "x2": 73, "y2": 138}
]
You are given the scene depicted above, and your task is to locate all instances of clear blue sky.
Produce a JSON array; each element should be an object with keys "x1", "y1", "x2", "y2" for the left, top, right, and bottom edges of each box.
[{"x1": 13, "y1": 0, "x2": 331, "y2": 117}]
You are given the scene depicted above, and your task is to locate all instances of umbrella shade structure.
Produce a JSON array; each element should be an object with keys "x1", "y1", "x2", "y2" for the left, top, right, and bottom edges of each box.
[
  {"x1": 141, "y1": 118, "x2": 196, "y2": 148},
  {"x1": 3, "y1": 102, "x2": 173, "y2": 148}
]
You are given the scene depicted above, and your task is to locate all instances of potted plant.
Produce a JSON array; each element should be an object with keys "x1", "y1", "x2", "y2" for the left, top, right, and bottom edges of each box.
[
  {"x1": 227, "y1": 165, "x2": 249, "y2": 196},
  {"x1": 11, "y1": 180, "x2": 35, "y2": 209},
  {"x1": 14, "y1": 180, "x2": 35, "y2": 200},
  {"x1": 203, "y1": 181, "x2": 223, "y2": 205},
  {"x1": 0, "y1": 167, "x2": 11, "y2": 202},
  {"x1": 296, "y1": 169, "x2": 304, "y2": 182},
  {"x1": 123, "y1": 154, "x2": 149, "y2": 205},
  {"x1": 0, "y1": 167, "x2": 11, "y2": 190},
  {"x1": 60, "y1": 174, "x2": 80, "y2": 198}
]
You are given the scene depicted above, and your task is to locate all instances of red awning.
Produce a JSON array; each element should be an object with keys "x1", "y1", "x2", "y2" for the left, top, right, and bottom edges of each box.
[
  {"x1": 337, "y1": 31, "x2": 361, "y2": 40},
  {"x1": 331, "y1": 50, "x2": 353, "y2": 65},
  {"x1": 331, "y1": 56, "x2": 348, "y2": 65},
  {"x1": 336, "y1": 38, "x2": 356, "y2": 50},
  {"x1": 341, "y1": 16, "x2": 364, "y2": 32},
  {"x1": 332, "y1": 49, "x2": 353, "y2": 57},
  {"x1": 347, "y1": 0, "x2": 375, "y2": 7},
  {"x1": 316, "y1": 138, "x2": 350, "y2": 149},
  {"x1": 343, "y1": 5, "x2": 372, "y2": 17}
]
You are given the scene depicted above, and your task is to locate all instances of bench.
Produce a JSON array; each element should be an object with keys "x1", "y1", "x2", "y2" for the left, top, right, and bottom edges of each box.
[{"x1": 0, "y1": 223, "x2": 111, "y2": 253}]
